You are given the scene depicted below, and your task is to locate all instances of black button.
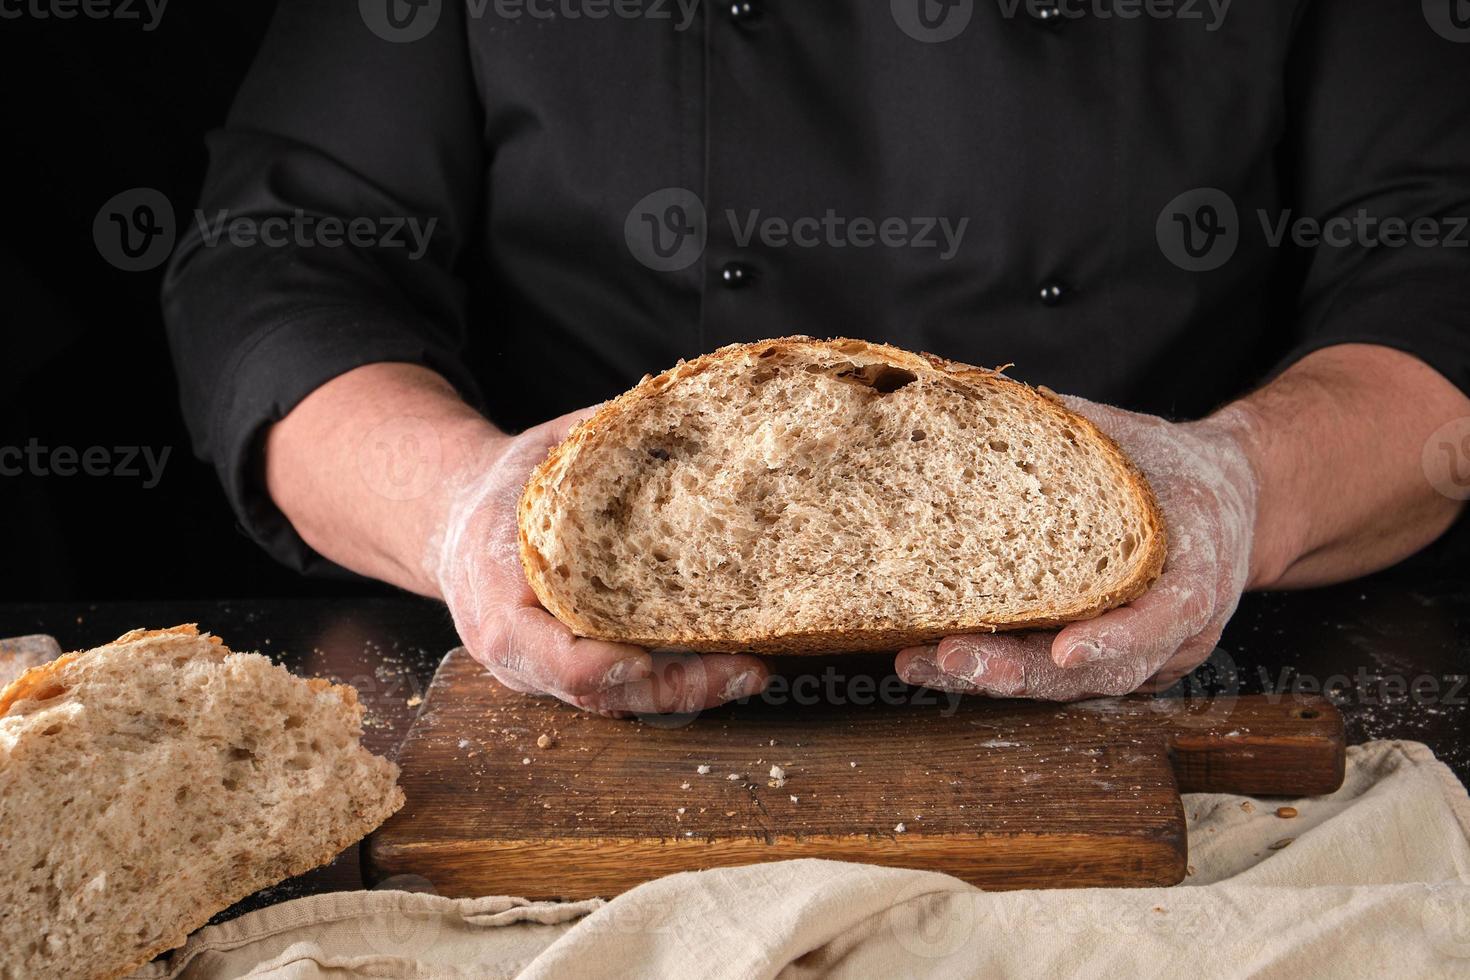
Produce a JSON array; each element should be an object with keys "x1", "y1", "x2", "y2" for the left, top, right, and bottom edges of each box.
[
  {"x1": 721, "y1": 261, "x2": 756, "y2": 288},
  {"x1": 1030, "y1": 3, "x2": 1065, "y2": 26},
  {"x1": 1037, "y1": 281, "x2": 1068, "y2": 306},
  {"x1": 728, "y1": 0, "x2": 760, "y2": 23}
]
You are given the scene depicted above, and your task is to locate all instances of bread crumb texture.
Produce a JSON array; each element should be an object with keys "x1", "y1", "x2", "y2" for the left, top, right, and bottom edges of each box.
[
  {"x1": 519, "y1": 338, "x2": 1166, "y2": 652},
  {"x1": 0, "y1": 625, "x2": 403, "y2": 980}
]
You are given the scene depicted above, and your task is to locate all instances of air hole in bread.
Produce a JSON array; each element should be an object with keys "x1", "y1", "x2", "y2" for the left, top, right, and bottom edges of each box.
[
  {"x1": 910, "y1": 430, "x2": 926, "y2": 442},
  {"x1": 28, "y1": 682, "x2": 68, "y2": 703},
  {"x1": 829, "y1": 361, "x2": 918, "y2": 394}
]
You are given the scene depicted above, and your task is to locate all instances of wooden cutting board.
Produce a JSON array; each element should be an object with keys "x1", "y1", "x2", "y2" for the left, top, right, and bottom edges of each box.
[{"x1": 367, "y1": 648, "x2": 1344, "y2": 898}]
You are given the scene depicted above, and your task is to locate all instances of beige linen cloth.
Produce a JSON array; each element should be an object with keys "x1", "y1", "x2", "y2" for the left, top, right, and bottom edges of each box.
[{"x1": 129, "y1": 741, "x2": 1470, "y2": 979}]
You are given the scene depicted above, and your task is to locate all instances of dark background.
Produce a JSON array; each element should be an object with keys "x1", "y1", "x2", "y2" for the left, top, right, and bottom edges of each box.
[
  {"x1": 0, "y1": 10, "x2": 1456, "y2": 602},
  {"x1": 0, "y1": 8, "x2": 390, "y2": 600}
]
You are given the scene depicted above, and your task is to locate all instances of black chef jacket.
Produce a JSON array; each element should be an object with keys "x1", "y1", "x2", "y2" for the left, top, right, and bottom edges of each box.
[{"x1": 162, "y1": 0, "x2": 1470, "y2": 574}]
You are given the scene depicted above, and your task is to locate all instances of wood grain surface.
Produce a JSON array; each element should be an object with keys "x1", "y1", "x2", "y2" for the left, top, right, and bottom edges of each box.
[{"x1": 367, "y1": 649, "x2": 1345, "y2": 899}]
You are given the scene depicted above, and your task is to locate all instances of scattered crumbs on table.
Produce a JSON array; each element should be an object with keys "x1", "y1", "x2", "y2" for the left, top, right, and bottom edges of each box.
[
  {"x1": 768, "y1": 739, "x2": 777, "y2": 746},
  {"x1": 849, "y1": 761, "x2": 858, "y2": 768},
  {"x1": 676, "y1": 807, "x2": 685, "y2": 815},
  {"x1": 1275, "y1": 806, "x2": 1298, "y2": 819},
  {"x1": 894, "y1": 822, "x2": 906, "y2": 833},
  {"x1": 1240, "y1": 801, "x2": 1255, "y2": 814},
  {"x1": 680, "y1": 781, "x2": 692, "y2": 790},
  {"x1": 768, "y1": 765, "x2": 786, "y2": 788},
  {"x1": 1268, "y1": 838, "x2": 1295, "y2": 850},
  {"x1": 457, "y1": 738, "x2": 471, "y2": 750},
  {"x1": 727, "y1": 772, "x2": 741, "y2": 781},
  {"x1": 406, "y1": 694, "x2": 423, "y2": 708},
  {"x1": 789, "y1": 795, "x2": 799, "y2": 804},
  {"x1": 536, "y1": 733, "x2": 555, "y2": 749},
  {"x1": 521, "y1": 757, "x2": 531, "y2": 765},
  {"x1": 696, "y1": 764, "x2": 711, "y2": 775},
  {"x1": 1186, "y1": 865, "x2": 1197, "y2": 877},
  {"x1": 724, "y1": 810, "x2": 736, "y2": 817}
]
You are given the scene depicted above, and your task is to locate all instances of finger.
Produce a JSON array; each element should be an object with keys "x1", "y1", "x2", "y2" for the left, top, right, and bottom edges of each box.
[
  {"x1": 1134, "y1": 616, "x2": 1229, "y2": 693},
  {"x1": 929, "y1": 631, "x2": 1167, "y2": 700},
  {"x1": 1051, "y1": 573, "x2": 1215, "y2": 671},
  {"x1": 521, "y1": 405, "x2": 602, "y2": 448},
  {"x1": 895, "y1": 646, "x2": 940, "y2": 687},
  {"x1": 484, "y1": 605, "x2": 655, "y2": 699},
  {"x1": 1055, "y1": 393, "x2": 1146, "y2": 435},
  {"x1": 575, "y1": 653, "x2": 769, "y2": 715},
  {"x1": 935, "y1": 632, "x2": 1047, "y2": 697}
]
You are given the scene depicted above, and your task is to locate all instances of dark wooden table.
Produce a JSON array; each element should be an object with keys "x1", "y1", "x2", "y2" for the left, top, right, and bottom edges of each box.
[{"x1": 3, "y1": 571, "x2": 1467, "y2": 913}]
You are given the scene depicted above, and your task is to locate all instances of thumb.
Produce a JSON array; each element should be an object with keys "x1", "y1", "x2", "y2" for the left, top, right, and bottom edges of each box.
[{"x1": 525, "y1": 404, "x2": 603, "y2": 447}]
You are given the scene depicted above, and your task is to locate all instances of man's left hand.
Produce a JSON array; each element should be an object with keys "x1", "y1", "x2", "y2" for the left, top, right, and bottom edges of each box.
[{"x1": 897, "y1": 396, "x2": 1260, "y2": 700}]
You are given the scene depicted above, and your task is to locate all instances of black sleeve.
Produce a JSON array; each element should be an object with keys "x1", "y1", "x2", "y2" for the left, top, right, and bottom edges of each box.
[
  {"x1": 161, "y1": 0, "x2": 484, "y2": 573},
  {"x1": 1275, "y1": 0, "x2": 1470, "y2": 565}
]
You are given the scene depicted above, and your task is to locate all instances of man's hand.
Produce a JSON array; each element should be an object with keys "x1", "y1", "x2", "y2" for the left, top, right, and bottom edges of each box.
[
  {"x1": 895, "y1": 344, "x2": 1470, "y2": 700},
  {"x1": 427, "y1": 409, "x2": 770, "y2": 716},
  {"x1": 897, "y1": 397, "x2": 1260, "y2": 700},
  {"x1": 266, "y1": 363, "x2": 768, "y2": 717}
]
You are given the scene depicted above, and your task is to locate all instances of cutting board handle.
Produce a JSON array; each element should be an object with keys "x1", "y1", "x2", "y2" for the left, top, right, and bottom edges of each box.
[{"x1": 1148, "y1": 694, "x2": 1346, "y2": 796}]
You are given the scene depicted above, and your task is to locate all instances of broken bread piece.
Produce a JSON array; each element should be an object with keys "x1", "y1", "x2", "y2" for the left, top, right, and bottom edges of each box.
[
  {"x1": 518, "y1": 337, "x2": 1166, "y2": 654},
  {"x1": 0, "y1": 625, "x2": 404, "y2": 980}
]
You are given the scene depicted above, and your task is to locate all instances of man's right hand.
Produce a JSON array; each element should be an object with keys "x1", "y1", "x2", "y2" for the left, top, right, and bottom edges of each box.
[
  {"x1": 426, "y1": 408, "x2": 770, "y2": 716},
  {"x1": 267, "y1": 364, "x2": 768, "y2": 717}
]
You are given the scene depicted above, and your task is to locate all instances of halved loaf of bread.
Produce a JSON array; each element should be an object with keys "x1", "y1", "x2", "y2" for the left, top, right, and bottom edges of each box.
[
  {"x1": 519, "y1": 338, "x2": 1166, "y2": 653},
  {"x1": 0, "y1": 625, "x2": 404, "y2": 980}
]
